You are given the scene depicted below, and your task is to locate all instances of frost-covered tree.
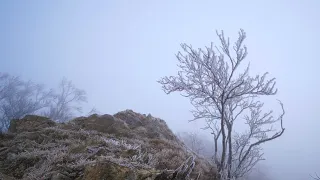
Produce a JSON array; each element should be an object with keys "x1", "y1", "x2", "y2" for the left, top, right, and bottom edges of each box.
[
  {"x1": 0, "y1": 73, "x2": 52, "y2": 131},
  {"x1": 0, "y1": 73, "x2": 88, "y2": 131},
  {"x1": 158, "y1": 29, "x2": 285, "y2": 179},
  {"x1": 43, "y1": 77, "x2": 87, "y2": 122}
]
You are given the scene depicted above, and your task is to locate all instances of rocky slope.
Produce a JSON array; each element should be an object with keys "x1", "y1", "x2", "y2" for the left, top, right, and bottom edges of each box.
[{"x1": 0, "y1": 110, "x2": 217, "y2": 180}]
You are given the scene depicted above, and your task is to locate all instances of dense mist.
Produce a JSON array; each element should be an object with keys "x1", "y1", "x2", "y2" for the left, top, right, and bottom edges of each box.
[{"x1": 1, "y1": 1, "x2": 320, "y2": 180}]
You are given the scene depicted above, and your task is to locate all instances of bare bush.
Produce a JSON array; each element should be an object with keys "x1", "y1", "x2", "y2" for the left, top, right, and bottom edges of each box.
[
  {"x1": 87, "y1": 107, "x2": 101, "y2": 116},
  {"x1": 158, "y1": 29, "x2": 285, "y2": 179}
]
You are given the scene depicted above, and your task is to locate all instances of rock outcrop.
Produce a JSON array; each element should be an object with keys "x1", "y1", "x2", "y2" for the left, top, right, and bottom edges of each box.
[{"x1": 0, "y1": 110, "x2": 217, "y2": 180}]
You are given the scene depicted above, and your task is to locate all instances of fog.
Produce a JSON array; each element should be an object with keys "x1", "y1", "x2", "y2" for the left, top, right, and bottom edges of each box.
[{"x1": 1, "y1": 1, "x2": 320, "y2": 179}]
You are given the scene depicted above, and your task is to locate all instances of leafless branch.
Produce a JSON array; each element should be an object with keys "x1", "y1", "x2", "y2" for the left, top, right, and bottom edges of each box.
[
  {"x1": 0, "y1": 74, "x2": 53, "y2": 131},
  {"x1": 158, "y1": 29, "x2": 285, "y2": 179},
  {"x1": 43, "y1": 77, "x2": 87, "y2": 122},
  {"x1": 310, "y1": 173, "x2": 320, "y2": 180},
  {"x1": 0, "y1": 74, "x2": 88, "y2": 131}
]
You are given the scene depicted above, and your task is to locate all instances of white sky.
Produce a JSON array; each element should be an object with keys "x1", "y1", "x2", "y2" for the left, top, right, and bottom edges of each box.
[{"x1": 1, "y1": 1, "x2": 320, "y2": 179}]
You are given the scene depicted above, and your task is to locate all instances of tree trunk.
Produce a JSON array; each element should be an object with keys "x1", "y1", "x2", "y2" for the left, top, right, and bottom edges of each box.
[
  {"x1": 219, "y1": 104, "x2": 226, "y2": 174},
  {"x1": 214, "y1": 136, "x2": 218, "y2": 162},
  {"x1": 227, "y1": 124, "x2": 233, "y2": 179}
]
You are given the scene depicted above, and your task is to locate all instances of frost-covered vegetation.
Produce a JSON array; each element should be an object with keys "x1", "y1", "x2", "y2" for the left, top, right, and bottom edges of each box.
[
  {"x1": 0, "y1": 29, "x2": 292, "y2": 180},
  {"x1": 159, "y1": 29, "x2": 285, "y2": 179},
  {"x1": 0, "y1": 111, "x2": 217, "y2": 180},
  {"x1": 0, "y1": 74, "x2": 87, "y2": 131}
]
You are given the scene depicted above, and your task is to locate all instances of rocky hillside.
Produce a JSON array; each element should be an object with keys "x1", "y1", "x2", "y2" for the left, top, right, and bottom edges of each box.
[{"x1": 0, "y1": 110, "x2": 217, "y2": 180}]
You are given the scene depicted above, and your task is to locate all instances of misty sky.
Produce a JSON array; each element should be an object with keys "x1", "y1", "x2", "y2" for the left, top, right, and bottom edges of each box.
[{"x1": 1, "y1": 1, "x2": 320, "y2": 179}]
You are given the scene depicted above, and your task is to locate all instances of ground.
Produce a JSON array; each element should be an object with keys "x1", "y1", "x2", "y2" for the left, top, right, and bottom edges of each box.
[{"x1": 0, "y1": 110, "x2": 217, "y2": 180}]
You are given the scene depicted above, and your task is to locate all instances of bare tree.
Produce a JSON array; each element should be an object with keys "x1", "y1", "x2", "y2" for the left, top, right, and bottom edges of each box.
[
  {"x1": 0, "y1": 73, "x2": 52, "y2": 131},
  {"x1": 202, "y1": 117, "x2": 222, "y2": 167},
  {"x1": 177, "y1": 131, "x2": 205, "y2": 155},
  {"x1": 158, "y1": 29, "x2": 285, "y2": 179},
  {"x1": 43, "y1": 77, "x2": 87, "y2": 122},
  {"x1": 0, "y1": 73, "x2": 88, "y2": 130},
  {"x1": 310, "y1": 173, "x2": 320, "y2": 180}
]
